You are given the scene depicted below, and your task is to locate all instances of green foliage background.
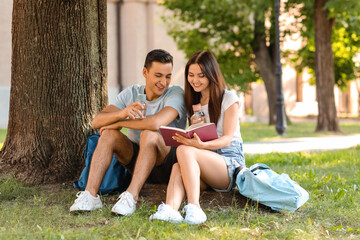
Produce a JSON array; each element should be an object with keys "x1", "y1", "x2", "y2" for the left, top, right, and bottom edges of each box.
[
  {"x1": 162, "y1": 0, "x2": 360, "y2": 90},
  {"x1": 162, "y1": 0, "x2": 264, "y2": 91},
  {"x1": 284, "y1": 0, "x2": 360, "y2": 88}
]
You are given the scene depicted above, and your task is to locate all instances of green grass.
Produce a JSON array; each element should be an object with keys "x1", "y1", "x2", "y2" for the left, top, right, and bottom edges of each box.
[
  {"x1": 1, "y1": 121, "x2": 360, "y2": 146},
  {"x1": 0, "y1": 129, "x2": 6, "y2": 142},
  {"x1": 1, "y1": 146, "x2": 360, "y2": 239},
  {"x1": 0, "y1": 129, "x2": 6, "y2": 149},
  {"x1": 1, "y1": 122, "x2": 360, "y2": 239},
  {"x1": 240, "y1": 122, "x2": 360, "y2": 142}
]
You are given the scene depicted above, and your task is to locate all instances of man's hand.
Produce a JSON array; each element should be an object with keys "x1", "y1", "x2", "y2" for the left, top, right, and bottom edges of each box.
[
  {"x1": 123, "y1": 102, "x2": 146, "y2": 119},
  {"x1": 100, "y1": 125, "x2": 116, "y2": 135}
]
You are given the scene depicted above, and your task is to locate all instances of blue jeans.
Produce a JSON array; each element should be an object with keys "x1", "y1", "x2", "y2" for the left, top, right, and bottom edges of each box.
[{"x1": 211, "y1": 141, "x2": 245, "y2": 192}]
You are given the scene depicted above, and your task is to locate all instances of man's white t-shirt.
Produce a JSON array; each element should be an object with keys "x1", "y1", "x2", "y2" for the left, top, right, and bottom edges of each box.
[{"x1": 113, "y1": 84, "x2": 187, "y2": 144}]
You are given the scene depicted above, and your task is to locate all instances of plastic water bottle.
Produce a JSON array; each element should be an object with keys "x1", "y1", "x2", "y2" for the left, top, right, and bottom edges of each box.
[
  {"x1": 136, "y1": 94, "x2": 147, "y2": 118},
  {"x1": 192, "y1": 104, "x2": 205, "y2": 120}
]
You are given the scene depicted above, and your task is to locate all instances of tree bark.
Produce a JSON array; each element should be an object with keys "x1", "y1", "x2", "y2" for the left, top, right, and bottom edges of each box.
[
  {"x1": 0, "y1": 0, "x2": 108, "y2": 183},
  {"x1": 314, "y1": 0, "x2": 340, "y2": 132},
  {"x1": 253, "y1": 19, "x2": 277, "y2": 125}
]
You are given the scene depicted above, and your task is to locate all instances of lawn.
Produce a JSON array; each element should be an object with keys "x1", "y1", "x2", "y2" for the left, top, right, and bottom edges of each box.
[
  {"x1": 1, "y1": 147, "x2": 359, "y2": 239},
  {"x1": 0, "y1": 122, "x2": 360, "y2": 239},
  {"x1": 240, "y1": 121, "x2": 360, "y2": 142},
  {"x1": 0, "y1": 129, "x2": 6, "y2": 149},
  {"x1": 1, "y1": 122, "x2": 360, "y2": 146}
]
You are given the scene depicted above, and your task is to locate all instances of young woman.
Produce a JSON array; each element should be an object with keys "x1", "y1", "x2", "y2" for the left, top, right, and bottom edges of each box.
[{"x1": 149, "y1": 50, "x2": 245, "y2": 224}]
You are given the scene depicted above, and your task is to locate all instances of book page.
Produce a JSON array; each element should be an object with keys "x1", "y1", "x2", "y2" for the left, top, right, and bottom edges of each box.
[
  {"x1": 159, "y1": 125, "x2": 187, "y2": 133},
  {"x1": 187, "y1": 122, "x2": 214, "y2": 131}
]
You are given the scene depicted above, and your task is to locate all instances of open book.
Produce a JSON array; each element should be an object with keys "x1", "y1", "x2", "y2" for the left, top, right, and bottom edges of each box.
[{"x1": 159, "y1": 122, "x2": 218, "y2": 147}]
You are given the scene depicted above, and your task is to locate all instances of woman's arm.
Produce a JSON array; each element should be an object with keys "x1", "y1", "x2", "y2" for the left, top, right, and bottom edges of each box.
[{"x1": 173, "y1": 102, "x2": 239, "y2": 150}]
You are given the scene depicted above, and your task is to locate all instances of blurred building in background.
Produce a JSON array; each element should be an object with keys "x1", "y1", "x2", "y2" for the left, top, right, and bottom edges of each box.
[{"x1": 0, "y1": 0, "x2": 358, "y2": 128}]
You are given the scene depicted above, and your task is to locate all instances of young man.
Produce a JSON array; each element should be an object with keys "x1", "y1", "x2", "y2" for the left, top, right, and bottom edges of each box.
[{"x1": 70, "y1": 49, "x2": 187, "y2": 216}]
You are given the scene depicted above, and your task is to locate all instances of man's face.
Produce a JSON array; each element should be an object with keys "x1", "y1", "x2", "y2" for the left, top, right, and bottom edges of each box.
[{"x1": 143, "y1": 61, "x2": 173, "y2": 101}]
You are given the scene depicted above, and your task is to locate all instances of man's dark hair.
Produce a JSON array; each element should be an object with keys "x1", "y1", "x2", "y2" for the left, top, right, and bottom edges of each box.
[{"x1": 144, "y1": 49, "x2": 173, "y2": 70}]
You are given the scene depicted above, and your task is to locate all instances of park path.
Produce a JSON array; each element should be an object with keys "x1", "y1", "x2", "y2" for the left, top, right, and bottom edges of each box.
[{"x1": 243, "y1": 134, "x2": 360, "y2": 154}]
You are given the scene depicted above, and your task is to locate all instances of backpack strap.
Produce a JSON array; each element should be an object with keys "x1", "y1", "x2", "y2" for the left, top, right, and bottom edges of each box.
[
  {"x1": 234, "y1": 165, "x2": 271, "y2": 179},
  {"x1": 233, "y1": 165, "x2": 270, "y2": 178},
  {"x1": 250, "y1": 165, "x2": 270, "y2": 175},
  {"x1": 233, "y1": 166, "x2": 244, "y2": 179}
]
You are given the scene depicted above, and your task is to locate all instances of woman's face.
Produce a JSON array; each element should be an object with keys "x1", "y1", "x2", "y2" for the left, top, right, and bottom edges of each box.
[{"x1": 187, "y1": 64, "x2": 209, "y2": 93}]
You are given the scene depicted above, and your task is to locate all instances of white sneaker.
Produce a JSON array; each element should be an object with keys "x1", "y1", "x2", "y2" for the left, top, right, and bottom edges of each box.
[
  {"x1": 149, "y1": 203, "x2": 183, "y2": 223},
  {"x1": 183, "y1": 203, "x2": 207, "y2": 224},
  {"x1": 69, "y1": 191, "x2": 102, "y2": 212},
  {"x1": 111, "y1": 191, "x2": 137, "y2": 216}
]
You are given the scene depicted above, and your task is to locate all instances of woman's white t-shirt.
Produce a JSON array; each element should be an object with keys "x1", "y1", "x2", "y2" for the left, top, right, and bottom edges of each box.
[{"x1": 201, "y1": 89, "x2": 242, "y2": 143}]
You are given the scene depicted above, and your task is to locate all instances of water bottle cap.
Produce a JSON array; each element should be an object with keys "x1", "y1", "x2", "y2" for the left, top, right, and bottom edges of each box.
[{"x1": 192, "y1": 104, "x2": 202, "y2": 112}]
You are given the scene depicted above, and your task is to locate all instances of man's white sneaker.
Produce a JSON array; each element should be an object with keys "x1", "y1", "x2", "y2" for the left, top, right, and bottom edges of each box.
[
  {"x1": 69, "y1": 191, "x2": 102, "y2": 212},
  {"x1": 149, "y1": 203, "x2": 183, "y2": 223},
  {"x1": 111, "y1": 191, "x2": 137, "y2": 216},
  {"x1": 183, "y1": 203, "x2": 207, "y2": 224}
]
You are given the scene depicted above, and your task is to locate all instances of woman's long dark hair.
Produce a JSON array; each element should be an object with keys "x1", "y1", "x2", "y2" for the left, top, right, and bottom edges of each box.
[{"x1": 184, "y1": 50, "x2": 225, "y2": 125}]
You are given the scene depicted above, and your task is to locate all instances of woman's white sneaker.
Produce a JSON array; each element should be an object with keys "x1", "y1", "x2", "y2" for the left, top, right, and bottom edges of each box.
[
  {"x1": 111, "y1": 191, "x2": 137, "y2": 216},
  {"x1": 183, "y1": 203, "x2": 207, "y2": 224},
  {"x1": 149, "y1": 203, "x2": 183, "y2": 223},
  {"x1": 69, "y1": 190, "x2": 102, "y2": 212}
]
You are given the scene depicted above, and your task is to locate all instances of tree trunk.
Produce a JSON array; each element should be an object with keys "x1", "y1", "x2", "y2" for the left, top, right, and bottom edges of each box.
[
  {"x1": 0, "y1": 0, "x2": 108, "y2": 183},
  {"x1": 253, "y1": 19, "x2": 277, "y2": 125},
  {"x1": 314, "y1": 0, "x2": 340, "y2": 132}
]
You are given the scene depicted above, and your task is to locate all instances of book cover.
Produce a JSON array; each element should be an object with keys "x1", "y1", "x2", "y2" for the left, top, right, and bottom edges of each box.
[{"x1": 159, "y1": 123, "x2": 218, "y2": 147}]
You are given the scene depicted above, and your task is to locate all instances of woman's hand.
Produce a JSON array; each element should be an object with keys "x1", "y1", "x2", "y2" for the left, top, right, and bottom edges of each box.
[
  {"x1": 172, "y1": 133, "x2": 205, "y2": 149},
  {"x1": 190, "y1": 114, "x2": 205, "y2": 125}
]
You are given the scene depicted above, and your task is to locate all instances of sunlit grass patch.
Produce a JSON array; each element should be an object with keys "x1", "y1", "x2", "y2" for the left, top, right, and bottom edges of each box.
[{"x1": 240, "y1": 122, "x2": 360, "y2": 142}]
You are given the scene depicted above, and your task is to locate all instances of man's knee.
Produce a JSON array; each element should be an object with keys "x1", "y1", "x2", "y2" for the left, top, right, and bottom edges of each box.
[
  {"x1": 99, "y1": 130, "x2": 134, "y2": 164},
  {"x1": 139, "y1": 130, "x2": 161, "y2": 146},
  {"x1": 98, "y1": 129, "x2": 124, "y2": 148},
  {"x1": 138, "y1": 130, "x2": 170, "y2": 166}
]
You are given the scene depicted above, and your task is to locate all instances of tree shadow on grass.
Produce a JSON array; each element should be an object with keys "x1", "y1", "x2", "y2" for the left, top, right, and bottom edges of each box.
[{"x1": 137, "y1": 183, "x2": 272, "y2": 212}]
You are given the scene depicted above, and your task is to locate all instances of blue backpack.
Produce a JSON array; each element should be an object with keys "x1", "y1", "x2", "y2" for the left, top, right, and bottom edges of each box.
[
  {"x1": 235, "y1": 163, "x2": 309, "y2": 212},
  {"x1": 73, "y1": 133, "x2": 131, "y2": 195}
]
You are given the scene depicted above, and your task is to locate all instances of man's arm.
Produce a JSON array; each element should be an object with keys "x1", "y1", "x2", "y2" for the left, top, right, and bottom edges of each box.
[
  {"x1": 92, "y1": 102, "x2": 146, "y2": 129},
  {"x1": 99, "y1": 106, "x2": 179, "y2": 132}
]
